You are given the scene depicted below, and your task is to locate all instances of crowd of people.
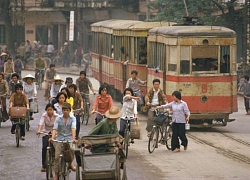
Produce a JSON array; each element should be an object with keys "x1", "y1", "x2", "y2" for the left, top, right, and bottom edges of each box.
[{"x1": 0, "y1": 57, "x2": 190, "y2": 178}]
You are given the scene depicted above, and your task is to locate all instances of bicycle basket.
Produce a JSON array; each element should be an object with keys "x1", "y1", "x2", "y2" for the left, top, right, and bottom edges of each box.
[
  {"x1": 154, "y1": 114, "x2": 167, "y2": 125},
  {"x1": 63, "y1": 143, "x2": 74, "y2": 162}
]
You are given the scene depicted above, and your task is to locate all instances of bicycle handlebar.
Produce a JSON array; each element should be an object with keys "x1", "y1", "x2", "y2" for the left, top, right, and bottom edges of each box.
[
  {"x1": 0, "y1": 94, "x2": 6, "y2": 97},
  {"x1": 52, "y1": 139, "x2": 73, "y2": 143},
  {"x1": 94, "y1": 111, "x2": 105, "y2": 116}
]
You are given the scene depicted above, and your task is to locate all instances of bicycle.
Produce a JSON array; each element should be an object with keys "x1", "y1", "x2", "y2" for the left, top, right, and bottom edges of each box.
[
  {"x1": 12, "y1": 118, "x2": 26, "y2": 147},
  {"x1": 93, "y1": 111, "x2": 105, "y2": 125},
  {"x1": 4, "y1": 72, "x2": 13, "y2": 84},
  {"x1": 36, "y1": 68, "x2": 45, "y2": 90},
  {"x1": 52, "y1": 140, "x2": 75, "y2": 180},
  {"x1": 123, "y1": 116, "x2": 135, "y2": 159},
  {"x1": 80, "y1": 92, "x2": 91, "y2": 125},
  {"x1": 0, "y1": 94, "x2": 6, "y2": 128},
  {"x1": 26, "y1": 109, "x2": 30, "y2": 131},
  {"x1": 148, "y1": 108, "x2": 172, "y2": 153},
  {"x1": 38, "y1": 132, "x2": 54, "y2": 180}
]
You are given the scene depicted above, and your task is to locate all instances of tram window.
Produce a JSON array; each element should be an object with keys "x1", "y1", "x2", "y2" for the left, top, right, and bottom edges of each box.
[
  {"x1": 192, "y1": 58, "x2": 218, "y2": 71},
  {"x1": 220, "y1": 46, "x2": 230, "y2": 73},
  {"x1": 168, "y1": 46, "x2": 177, "y2": 72},
  {"x1": 180, "y1": 46, "x2": 190, "y2": 74},
  {"x1": 137, "y1": 37, "x2": 147, "y2": 64},
  {"x1": 180, "y1": 60, "x2": 190, "y2": 74}
]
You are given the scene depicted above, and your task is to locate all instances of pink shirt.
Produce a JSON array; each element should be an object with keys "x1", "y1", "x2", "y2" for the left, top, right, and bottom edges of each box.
[{"x1": 39, "y1": 112, "x2": 59, "y2": 133}]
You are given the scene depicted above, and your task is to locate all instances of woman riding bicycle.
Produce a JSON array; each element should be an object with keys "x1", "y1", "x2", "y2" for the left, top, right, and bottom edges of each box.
[
  {"x1": 22, "y1": 74, "x2": 37, "y2": 120},
  {"x1": 10, "y1": 84, "x2": 29, "y2": 140},
  {"x1": 90, "y1": 85, "x2": 113, "y2": 124},
  {"x1": 119, "y1": 88, "x2": 140, "y2": 144},
  {"x1": 36, "y1": 103, "x2": 59, "y2": 172},
  {"x1": 54, "y1": 92, "x2": 67, "y2": 115}
]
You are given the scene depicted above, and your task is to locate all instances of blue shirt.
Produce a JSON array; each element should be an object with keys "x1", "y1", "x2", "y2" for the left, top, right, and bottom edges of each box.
[
  {"x1": 53, "y1": 114, "x2": 76, "y2": 141},
  {"x1": 161, "y1": 100, "x2": 190, "y2": 123}
]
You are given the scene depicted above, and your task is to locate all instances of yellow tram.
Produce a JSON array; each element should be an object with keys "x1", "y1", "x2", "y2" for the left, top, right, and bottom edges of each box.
[
  {"x1": 91, "y1": 20, "x2": 237, "y2": 127},
  {"x1": 147, "y1": 26, "x2": 237, "y2": 127}
]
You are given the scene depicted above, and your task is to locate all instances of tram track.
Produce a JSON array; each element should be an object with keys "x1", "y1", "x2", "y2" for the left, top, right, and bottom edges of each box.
[{"x1": 187, "y1": 132, "x2": 250, "y2": 165}]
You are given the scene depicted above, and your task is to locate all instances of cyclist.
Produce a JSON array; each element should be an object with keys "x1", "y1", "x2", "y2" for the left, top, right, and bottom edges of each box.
[
  {"x1": 36, "y1": 103, "x2": 59, "y2": 172},
  {"x1": 69, "y1": 84, "x2": 83, "y2": 139},
  {"x1": 22, "y1": 74, "x2": 37, "y2": 120},
  {"x1": 34, "y1": 53, "x2": 47, "y2": 82},
  {"x1": 50, "y1": 102, "x2": 77, "y2": 179},
  {"x1": 90, "y1": 85, "x2": 113, "y2": 124},
  {"x1": 9, "y1": 84, "x2": 29, "y2": 140},
  {"x1": 44, "y1": 64, "x2": 57, "y2": 101},
  {"x1": 75, "y1": 71, "x2": 95, "y2": 104},
  {"x1": 59, "y1": 77, "x2": 73, "y2": 91},
  {"x1": 0, "y1": 73, "x2": 10, "y2": 121},
  {"x1": 4, "y1": 57, "x2": 15, "y2": 83},
  {"x1": 126, "y1": 70, "x2": 146, "y2": 106},
  {"x1": 145, "y1": 79, "x2": 167, "y2": 137},
  {"x1": 50, "y1": 75, "x2": 63, "y2": 104},
  {"x1": 9, "y1": 73, "x2": 22, "y2": 95},
  {"x1": 88, "y1": 106, "x2": 122, "y2": 153},
  {"x1": 119, "y1": 87, "x2": 140, "y2": 144},
  {"x1": 54, "y1": 92, "x2": 67, "y2": 115},
  {"x1": 61, "y1": 87, "x2": 74, "y2": 111},
  {"x1": 14, "y1": 56, "x2": 24, "y2": 78}
]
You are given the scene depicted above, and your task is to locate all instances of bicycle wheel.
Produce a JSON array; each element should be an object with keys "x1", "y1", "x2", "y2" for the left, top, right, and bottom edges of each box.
[
  {"x1": 0, "y1": 109, "x2": 2, "y2": 128},
  {"x1": 148, "y1": 127, "x2": 158, "y2": 153},
  {"x1": 165, "y1": 125, "x2": 172, "y2": 150},
  {"x1": 158, "y1": 126, "x2": 164, "y2": 143},
  {"x1": 46, "y1": 149, "x2": 53, "y2": 179},
  {"x1": 123, "y1": 130, "x2": 129, "y2": 159},
  {"x1": 26, "y1": 113, "x2": 30, "y2": 131},
  {"x1": 16, "y1": 125, "x2": 20, "y2": 147},
  {"x1": 38, "y1": 75, "x2": 43, "y2": 90},
  {"x1": 83, "y1": 104, "x2": 89, "y2": 125},
  {"x1": 58, "y1": 157, "x2": 65, "y2": 180}
]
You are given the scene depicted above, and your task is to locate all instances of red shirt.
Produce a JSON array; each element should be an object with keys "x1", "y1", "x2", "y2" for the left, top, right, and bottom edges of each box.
[{"x1": 92, "y1": 94, "x2": 114, "y2": 114}]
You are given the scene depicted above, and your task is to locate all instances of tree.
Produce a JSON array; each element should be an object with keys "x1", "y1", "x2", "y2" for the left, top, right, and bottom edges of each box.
[
  {"x1": 0, "y1": 0, "x2": 15, "y2": 54},
  {"x1": 148, "y1": 0, "x2": 243, "y2": 28}
]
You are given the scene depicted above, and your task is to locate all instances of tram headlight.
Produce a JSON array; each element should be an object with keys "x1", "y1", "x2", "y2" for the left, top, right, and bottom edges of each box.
[{"x1": 201, "y1": 95, "x2": 208, "y2": 102}]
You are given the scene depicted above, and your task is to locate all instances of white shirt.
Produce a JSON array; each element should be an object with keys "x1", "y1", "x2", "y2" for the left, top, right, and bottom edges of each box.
[
  {"x1": 47, "y1": 44, "x2": 54, "y2": 53},
  {"x1": 121, "y1": 95, "x2": 138, "y2": 119},
  {"x1": 151, "y1": 89, "x2": 160, "y2": 105},
  {"x1": 23, "y1": 82, "x2": 37, "y2": 99}
]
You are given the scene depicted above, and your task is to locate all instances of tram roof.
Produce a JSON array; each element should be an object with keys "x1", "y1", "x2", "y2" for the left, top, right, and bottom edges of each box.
[
  {"x1": 91, "y1": 19, "x2": 142, "y2": 29},
  {"x1": 149, "y1": 26, "x2": 236, "y2": 37},
  {"x1": 113, "y1": 21, "x2": 176, "y2": 30}
]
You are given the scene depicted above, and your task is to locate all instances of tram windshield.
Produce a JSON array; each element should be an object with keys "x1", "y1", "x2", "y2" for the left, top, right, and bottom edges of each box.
[{"x1": 185, "y1": 45, "x2": 230, "y2": 74}]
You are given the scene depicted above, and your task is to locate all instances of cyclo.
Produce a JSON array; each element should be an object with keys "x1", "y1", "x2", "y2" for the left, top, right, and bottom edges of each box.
[{"x1": 76, "y1": 134, "x2": 127, "y2": 180}]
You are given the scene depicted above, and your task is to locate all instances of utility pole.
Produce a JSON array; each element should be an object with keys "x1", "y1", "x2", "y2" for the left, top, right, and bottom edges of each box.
[
  {"x1": 244, "y1": 0, "x2": 250, "y2": 63},
  {"x1": 146, "y1": 0, "x2": 150, "y2": 20}
]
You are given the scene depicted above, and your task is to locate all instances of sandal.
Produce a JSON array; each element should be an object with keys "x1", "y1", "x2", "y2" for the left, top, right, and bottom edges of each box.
[
  {"x1": 69, "y1": 164, "x2": 76, "y2": 172},
  {"x1": 21, "y1": 136, "x2": 25, "y2": 141},
  {"x1": 130, "y1": 139, "x2": 134, "y2": 144},
  {"x1": 41, "y1": 167, "x2": 46, "y2": 172}
]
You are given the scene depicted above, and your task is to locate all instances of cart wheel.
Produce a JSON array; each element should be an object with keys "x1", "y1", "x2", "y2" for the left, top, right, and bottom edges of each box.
[
  {"x1": 122, "y1": 162, "x2": 127, "y2": 180},
  {"x1": 76, "y1": 164, "x2": 80, "y2": 180}
]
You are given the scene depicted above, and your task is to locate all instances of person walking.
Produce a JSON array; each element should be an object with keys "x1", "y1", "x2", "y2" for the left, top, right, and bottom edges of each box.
[
  {"x1": 238, "y1": 75, "x2": 250, "y2": 115},
  {"x1": 156, "y1": 91, "x2": 190, "y2": 152}
]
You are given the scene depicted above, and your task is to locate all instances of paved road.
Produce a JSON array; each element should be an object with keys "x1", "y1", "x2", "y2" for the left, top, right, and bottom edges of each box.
[{"x1": 0, "y1": 70, "x2": 250, "y2": 180}]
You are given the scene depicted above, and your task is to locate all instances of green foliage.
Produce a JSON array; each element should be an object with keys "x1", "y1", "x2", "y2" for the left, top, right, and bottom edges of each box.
[{"x1": 148, "y1": 0, "x2": 243, "y2": 26}]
